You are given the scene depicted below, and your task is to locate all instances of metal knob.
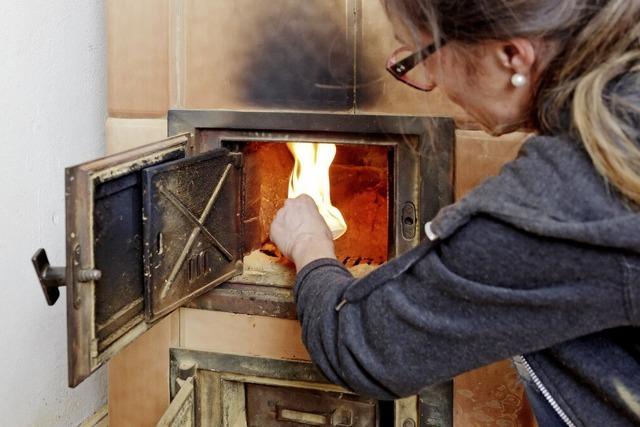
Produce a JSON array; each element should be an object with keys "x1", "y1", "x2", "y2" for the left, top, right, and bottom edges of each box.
[
  {"x1": 31, "y1": 248, "x2": 66, "y2": 306},
  {"x1": 31, "y1": 248, "x2": 102, "y2": 306}
]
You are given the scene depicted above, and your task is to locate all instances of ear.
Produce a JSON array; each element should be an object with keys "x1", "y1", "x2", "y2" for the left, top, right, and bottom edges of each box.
[{"x1": 496, "y1": 38, "x2": 536, "y2": 75}]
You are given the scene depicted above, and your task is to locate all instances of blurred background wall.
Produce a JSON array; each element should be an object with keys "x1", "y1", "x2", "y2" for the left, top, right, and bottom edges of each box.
[{"x1": 0, "y1": 1, "x2": 107, "y2": 425}]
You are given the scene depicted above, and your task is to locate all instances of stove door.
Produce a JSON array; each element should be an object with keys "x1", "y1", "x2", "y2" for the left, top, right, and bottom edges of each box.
[
  {"x1": 56, "y1": 134, "x2": 243, "y2": 387},
  {"x1": 62, "y1": 134, "x2": 188, "y2": 386},
  {"x1": 142, "y1": 149, "x2": 243, "y2": 322}
]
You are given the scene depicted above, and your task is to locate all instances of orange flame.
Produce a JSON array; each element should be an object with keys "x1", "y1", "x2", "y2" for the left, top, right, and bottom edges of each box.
[{"x1": 287, "y1": 142, "x2": 347, "y2": 240}]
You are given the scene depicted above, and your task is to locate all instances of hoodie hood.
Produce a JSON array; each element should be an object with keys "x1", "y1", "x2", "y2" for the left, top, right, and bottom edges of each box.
[{"x1": 431, "y1": 135, "x2": 640, "y2": 253}]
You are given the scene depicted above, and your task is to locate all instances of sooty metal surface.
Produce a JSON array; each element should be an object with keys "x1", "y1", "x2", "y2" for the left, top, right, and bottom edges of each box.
[
  {"x1": 94, "y1": 148, "x2": 185, "y2": 341},
  {"x1": 142, "y1": 148, "x2": 243, "y2": 321},
  {"x1": 94, "y1": 173, "x2": 144, "y2": 339}
]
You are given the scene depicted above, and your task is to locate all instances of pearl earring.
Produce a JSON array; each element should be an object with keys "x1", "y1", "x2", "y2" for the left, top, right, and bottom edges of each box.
[{"x1": 511, "y1": 73, "x2": 527, "y2": 88}]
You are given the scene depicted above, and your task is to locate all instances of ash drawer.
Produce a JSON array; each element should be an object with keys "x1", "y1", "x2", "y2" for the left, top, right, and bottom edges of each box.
[{"x1": 246, "y1": 383, "x2": 378, "y2": 427}]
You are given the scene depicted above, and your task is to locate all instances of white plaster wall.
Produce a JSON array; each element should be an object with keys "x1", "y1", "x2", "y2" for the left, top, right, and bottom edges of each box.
[{"x1": 0, "y1": 0, "x2": 107, "y2": 425}]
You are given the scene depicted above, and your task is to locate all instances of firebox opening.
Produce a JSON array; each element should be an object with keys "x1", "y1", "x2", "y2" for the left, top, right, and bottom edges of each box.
[{"x1": 230, "y1": 140, "x2": 391, "y2": 287}]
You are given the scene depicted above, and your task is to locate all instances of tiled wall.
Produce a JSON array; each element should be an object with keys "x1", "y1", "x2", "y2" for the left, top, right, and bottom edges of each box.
[
  {"x1": 106, "y1": 1, "x2": 534, "y2": 425},
  {"x1": 105, "y1": 0, "x2": 481, "y2": 153},
  {"x1": 107, "y1": 0, "x2": 170, "y2": 117}
]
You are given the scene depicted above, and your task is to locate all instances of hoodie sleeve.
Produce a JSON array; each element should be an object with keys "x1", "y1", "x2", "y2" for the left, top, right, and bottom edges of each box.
[{"x1": 293, "y1": 215, "x2": 634, "y2": 400}]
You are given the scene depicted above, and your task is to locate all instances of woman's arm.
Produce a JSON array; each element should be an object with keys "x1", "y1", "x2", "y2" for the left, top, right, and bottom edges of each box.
[{"x1": 291, "y1": 215, "x2": 633, "y2": 400}]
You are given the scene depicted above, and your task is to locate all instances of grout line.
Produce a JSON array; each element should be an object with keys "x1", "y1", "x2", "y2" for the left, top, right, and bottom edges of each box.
[
  {"x1": 169, "y1": 0, "x2": 186, "y2": 108},
  {"x1": 352, "y1": 0, "x2": 359, "y2": 114}
]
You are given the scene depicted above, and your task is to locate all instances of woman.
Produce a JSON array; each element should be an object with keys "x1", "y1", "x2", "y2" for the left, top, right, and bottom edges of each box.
[{"x1": 270, "y1": 0, "x2": 640, "y2": 425}]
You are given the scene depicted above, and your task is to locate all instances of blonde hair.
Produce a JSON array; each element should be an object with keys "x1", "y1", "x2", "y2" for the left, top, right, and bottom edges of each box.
[{"x1": 383, "y1": 0, "x2": 640, "y2": 204}]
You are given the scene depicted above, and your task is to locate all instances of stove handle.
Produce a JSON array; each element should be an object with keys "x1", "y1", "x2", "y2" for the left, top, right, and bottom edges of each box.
[{"x1": 31, "y1": 248, "x2": 101, "y2": 306}]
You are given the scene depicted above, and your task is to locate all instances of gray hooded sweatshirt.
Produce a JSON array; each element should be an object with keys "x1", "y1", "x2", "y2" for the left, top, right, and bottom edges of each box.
[{"x1": 294, "y1": 130, "x2": 640, "y2": 426}]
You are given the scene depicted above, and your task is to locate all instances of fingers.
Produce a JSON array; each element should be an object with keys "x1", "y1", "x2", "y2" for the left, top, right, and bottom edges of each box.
[
  {"x1": 285, "y1": 194, "x2": 320, "y2": 215},
  {"x1": 283, "y1": 193, "x2": 314, "y2": 206},
  {"x1": 295, "y1": 193, "x2": 315, "y2": 204},
  {"x1": 269, "y1": 213, "x2": 290, "y2": 256},
  {"x1": 269, "y1": 194, "x2": 333, "y2": 261}
]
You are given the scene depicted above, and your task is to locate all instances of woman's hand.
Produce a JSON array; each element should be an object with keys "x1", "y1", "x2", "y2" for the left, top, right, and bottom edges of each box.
[{"x1": 269, "y1": 194, "x2": 337, "y2": 271}]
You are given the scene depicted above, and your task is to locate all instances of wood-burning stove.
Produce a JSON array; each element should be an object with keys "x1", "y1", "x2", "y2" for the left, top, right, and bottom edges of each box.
[{"x1": 32, "y1": 110, "x2": 454, "y2": 426}]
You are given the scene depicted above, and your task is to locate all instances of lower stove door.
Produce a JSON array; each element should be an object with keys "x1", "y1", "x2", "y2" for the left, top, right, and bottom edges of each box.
[{"x1": 163, "y1": 349, "x2": 424, "y2": 427}]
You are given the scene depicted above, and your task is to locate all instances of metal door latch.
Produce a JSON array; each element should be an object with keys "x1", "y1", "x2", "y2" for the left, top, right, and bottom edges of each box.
[
  {"x1": 31, "y1": 248, "x2": 101, "y2": 306},
  {"x1": 175, "y1": 360, "x2": 198, "y2": 393},
  {"x1": 401, "y1": 202, "x2": 417, "y2": 240}
]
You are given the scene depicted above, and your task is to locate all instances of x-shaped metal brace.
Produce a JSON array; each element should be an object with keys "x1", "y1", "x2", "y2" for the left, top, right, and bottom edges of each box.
[{"x1": 158, "y1": 163, "x2": 233, "y2": 298}]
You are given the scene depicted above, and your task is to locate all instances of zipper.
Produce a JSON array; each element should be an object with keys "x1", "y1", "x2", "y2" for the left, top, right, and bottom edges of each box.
[{"x1": 515, "y1": 355, "x2": 577, "y2": 427}]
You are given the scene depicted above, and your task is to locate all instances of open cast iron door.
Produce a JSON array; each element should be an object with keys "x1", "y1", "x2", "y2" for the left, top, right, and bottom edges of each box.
[
  {"x1": 142, "y1": 149, "x2": 244, "y2": 322},
  {"x1": 33, "y1": 134, "x2": 244, "y2": 387}
]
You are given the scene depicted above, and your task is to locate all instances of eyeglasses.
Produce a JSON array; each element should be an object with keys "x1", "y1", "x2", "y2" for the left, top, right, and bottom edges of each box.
[{"x1": 385, "y1": 40, "x2": 446, "y2": 91}]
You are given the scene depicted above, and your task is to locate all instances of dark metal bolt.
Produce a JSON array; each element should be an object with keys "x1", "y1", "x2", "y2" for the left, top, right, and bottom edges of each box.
[{"x1": 402, "y1": 419, "x2": 416, "y2": 427}]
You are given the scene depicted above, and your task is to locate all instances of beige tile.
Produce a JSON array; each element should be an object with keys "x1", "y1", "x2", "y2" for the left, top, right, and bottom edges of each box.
[
  {"x1": 107, "y1": 0, "x2": 170, "y2": 117},
  {"x1": 105, "y1": 117, "x2": 168, "y2": 155},
  {"x1": 108, "y1": 312, "x2": 179, "y2": 427},
  {"x1": 355, "y1": 1, "x2": 474, "y2": 126},
  {"x1": 180, "y1": 308, "x2": 310, "y2": 361},
  {"x1": 455, "y1": 130, "x2": 530, "y2": 200},
  {"x1": 182, "y1": 0, "x2": 354, "y2": 111}
]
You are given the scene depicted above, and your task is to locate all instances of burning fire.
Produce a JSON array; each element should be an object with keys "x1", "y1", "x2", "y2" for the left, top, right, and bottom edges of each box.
[{"x1": 287, "y1": 142, "x2": 347, "y2": 240}]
